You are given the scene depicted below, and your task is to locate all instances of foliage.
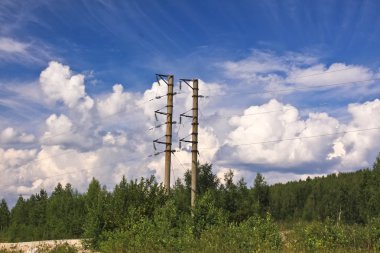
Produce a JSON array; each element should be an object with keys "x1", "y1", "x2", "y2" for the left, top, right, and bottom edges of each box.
[
  {"x1": 1, "y1": 154, "x2": 380, "y2": 251},
  {"x1": 98, "y1": 198, "x2": 281, "y2": 253},
  {"x1": 284, "y1": 218, "x2": 380, "y2": 252},
  {"x1": 198, "y1": 213, "x2": 281, "y2": 252},
  {"x1": 0, "y1": 199, "x2": 10, "y2": 232}
]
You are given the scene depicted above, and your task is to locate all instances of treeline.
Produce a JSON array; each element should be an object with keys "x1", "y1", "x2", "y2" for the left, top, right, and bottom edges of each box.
[
  {"x1": 0, "y1": 155, "x2": 380, "y2": 251},
  {"x1": 270, "y1": 160, "x2": 380, "y2": 224}
]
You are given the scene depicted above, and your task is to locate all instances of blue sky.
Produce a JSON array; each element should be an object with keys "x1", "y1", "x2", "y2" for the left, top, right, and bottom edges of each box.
[
  {"x1": 2, "y1": 0, "x2": 380, "y2": 87},
  {"x1": 1, "y1": 0, "x2": 380, "y2": 205}
]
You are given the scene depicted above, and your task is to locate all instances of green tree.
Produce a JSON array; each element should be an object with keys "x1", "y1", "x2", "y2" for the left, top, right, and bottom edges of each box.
[
  {"x1": 83, "y1": 178, "x2": 109, "y2": 248},
  {"x1": 0, "y1": 199, "x2": 10, "y2": 231},
  {"x1": 254, "y1": 173, "x2": 269, "y2": 216},
  {"x1": 8, "y1": 195, "x2": 29, "y2": 241},
  {"x1": 184, "y1": 163, "x2": 220, "y2": 195}
]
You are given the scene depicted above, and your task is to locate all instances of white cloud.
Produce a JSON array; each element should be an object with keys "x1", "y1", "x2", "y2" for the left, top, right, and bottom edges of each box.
[
  {"x1": 220, "y1": 50, "x2": 377, "y2": 99},
  {"x1": 102, "y1": 131, "x2": 127, "y2": 146},
  {"x1": 286, "y1": 63, "x2": 374, "y2": 87},
  {"x1": 222, "y1": 50, "x2": 318, "y2": 81},
  {"x1": 0, "y1": 37, "x2": 53, "y2": 64},
  {"x1": 2, "y1": 59, "x2": 380, "y2": 206},
  {"x1": 0, "y1": 148, "x2": 37, "y2": 169},
  {"x1": 40, "y1": 61, "x2": 94, "y2": 109},
  {"x1": 97, "y1": 84, "x2": 134, "y2": 118},
  {"x1": 0, "y1": 37, "x2": 27, "y2": 53},
  {"x1": 0, "y1": 127, "x2": 35, "y2": 144},
  {"x1": 223, "y1": 99, "x2": 340, "y2": 167},
  {"x1": 40, "y1": 113, "x2": 100, "y2": 151},
  {"x1": 327, "y1": 99, "x2": 380, "y2": 170}
]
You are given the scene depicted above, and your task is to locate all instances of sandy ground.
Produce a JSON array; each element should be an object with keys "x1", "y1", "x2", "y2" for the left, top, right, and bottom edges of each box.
[{"x1": 0, "y1": 239, "x2": 89, "y2": 252}]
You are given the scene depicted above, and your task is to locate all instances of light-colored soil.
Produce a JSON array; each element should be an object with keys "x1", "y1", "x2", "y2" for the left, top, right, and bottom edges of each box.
[{"x1": 0, "y1": 239, "x2": 89, "y2": 252}]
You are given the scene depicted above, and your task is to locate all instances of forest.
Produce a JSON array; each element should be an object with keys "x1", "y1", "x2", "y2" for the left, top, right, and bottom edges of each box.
[{"x1": 1, "y1": 155, "x2": 380, "y2": 252}]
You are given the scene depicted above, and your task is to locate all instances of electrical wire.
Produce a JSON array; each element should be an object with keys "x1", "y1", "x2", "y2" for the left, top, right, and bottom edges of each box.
[
  {"x1": 0, "y1": 146, "x2": 155, "y2": 190},
  {"x1": 198, "y1": 101, "x2": 342, "y2": 120},
  {"x1": 206, "y1": 77, "x2": 380, "y2": 98},
  {"x1": 172, "y1": 152, "x2": 189, "y2": 173},
  {"x1": 0, "y1": 92, "x2": 167, "y2": 150},
  {"x1": 0, "y1": 134, "x2": 144, "y2": 186},
  {"x1": 199, "y1": 126, "x2": 380, "y2": 149},
  {"x1": 286, "y1": 66, "x2": 359, "y2": 80}
]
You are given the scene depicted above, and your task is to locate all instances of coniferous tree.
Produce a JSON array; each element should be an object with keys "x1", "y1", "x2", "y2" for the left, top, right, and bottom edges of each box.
[
  {"x1": 83, "y1": 178, "x2": 108, "y2": 248},
  {"x1": 8, "y1": 196, "x2": 29, "y2": 241},
  {"x1": 0, "y1": 199, "x2": 10, "y2": 231},
  {"x1": 254, "y1": 173, "x2": 269, "y2": 217}
]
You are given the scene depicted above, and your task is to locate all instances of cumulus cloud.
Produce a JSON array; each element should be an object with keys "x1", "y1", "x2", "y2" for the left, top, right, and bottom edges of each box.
[
  {"x1": 0, "y1": 127, "x2": 35, "y2": 144},
  {"x1": 0, "y1": 148, "x2": 37, "y2": 169},
  {"x1": 102, "y1": 131, "x2": 127, "y2": 146},
  {"x1": 40, "y1": 114, "x2": 94, "y2": 149},
  {"x1": 211, "y1": 98, "x2": 380, "y2": 177},
  {"x1": 220, "y1": 99, "x2": 340, "y2": 168},
  {"x1": 2, "y1": 58, "x2": 380, "y2": 206},
  {"x1": 327, "y1": 99, "x2": 380, "y2": 170},
  {"x1": 40, "y1": 61, "x2": 94, "y2": 109},
  {"x1": 97, "y1": 84, "x2": 134, "y2": 118}
]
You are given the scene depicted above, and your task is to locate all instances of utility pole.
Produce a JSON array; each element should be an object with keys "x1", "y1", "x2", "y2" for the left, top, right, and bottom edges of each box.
[
  {"x1": 165, "y1": 75, "x2": 174, "y2": 192},
  {"x1": 179, "y1": 79, "x2": 199, "y2": 208},
  {"x1": 152, "y1": 74, "x2": 174, "y2": 193},
  {"x1": 191, "y1": 79, "x2": 199, "y2": 208}
]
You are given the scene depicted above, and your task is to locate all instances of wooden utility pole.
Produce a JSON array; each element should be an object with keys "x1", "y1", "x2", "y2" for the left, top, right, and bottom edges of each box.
[
  {"x1": 179, "y1": 79, "x2": 200, "y2": 208},
  {"x1": 153, "y1": 74, "x2": 174, "y2": 193},
  {"x1": 191, "y1": 79, "x2": 199, "y2": 208},
  {"x1": 164, "y1": 75, "x2": 174, "y2": 192}
]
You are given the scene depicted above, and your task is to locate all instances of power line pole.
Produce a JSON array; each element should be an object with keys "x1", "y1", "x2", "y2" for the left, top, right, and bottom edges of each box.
[
  {"x1": 165, "y1": 75, "x2": 174, "y2": 192},
  {"x1": 152, "y1": 74, "x2": 174, "y2": 193},
  {"x1": 179, "y1": 79, "x2": 199, "y2": 208},
  {"x1": 191, "y1": 79, "x2": 199, "y2": 209}
]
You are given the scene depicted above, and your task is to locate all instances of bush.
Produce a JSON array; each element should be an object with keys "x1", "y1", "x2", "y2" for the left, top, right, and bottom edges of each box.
[
  {"x1": 97, "y1": 193, "x2": 282, "y2": 253},
  {"x1": 99, "y1": 201, "x2": 194, "y2": 252},
  {"x1": 367, "y1": 216, "x2": 380, "y2": 250},
  {"x1": 290, "y1": 219, "x2": 380, "y2": 252},
  {"x1": 199, "y1": 213, "x2": 282, "y2": 252}
]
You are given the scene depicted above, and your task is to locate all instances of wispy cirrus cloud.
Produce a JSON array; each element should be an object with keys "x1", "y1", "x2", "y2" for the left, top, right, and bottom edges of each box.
[
  {"x1": 218, "y1": 50, "x2": 380, "y2": 103},
  {"x1": 0, "y1": 37, "x2": 55, "y2": 65},
  {"x1": 0, "y1": 37, "x2": 28, "y2": 53}
]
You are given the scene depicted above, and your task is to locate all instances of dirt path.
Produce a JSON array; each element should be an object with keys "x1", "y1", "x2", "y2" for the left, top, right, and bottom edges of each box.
[{"x1": 0, "y1": 239, "x2": 88, "y2": 252}]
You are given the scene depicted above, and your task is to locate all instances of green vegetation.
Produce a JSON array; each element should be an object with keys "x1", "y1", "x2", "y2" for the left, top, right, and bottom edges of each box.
[{"x1": 0, "y1": 155, "x2": 380, "y2": 252}]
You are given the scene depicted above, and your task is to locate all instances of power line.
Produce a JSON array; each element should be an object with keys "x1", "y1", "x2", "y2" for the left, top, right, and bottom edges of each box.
[
  {"x1": 198, "y1": 100, "x2": 353, "y2": 121},
  {"x1": 199, "y1": 126, "x2": 380, "y2": 149},
  {"x1": 3, "y1": 76, "x2": 378, "y2": 151},
  {"x1": 150, "y1": 65, "x2": 361, "y2": 97},
  {"x1": 0, "y1": 134, "x2": 144, "y2": 180},
  {"x1": 0, "y1": 147, "x2": 155, "y2": 190},
  {"x1": 286, "y1": 66, "x2": 359, "y2": 80},
  {"x1": 0, "y1": 93, "x2": 166, "y2": 150},
  {"x1": 199, "y1": 108, "x2": 288, "y2": 120},
  {"x1": 207, "y1": 77, "x2": 380, "y2": 98},
  {"x1": 172, "y1": 152, "x2": 189, "y2": 173}
]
